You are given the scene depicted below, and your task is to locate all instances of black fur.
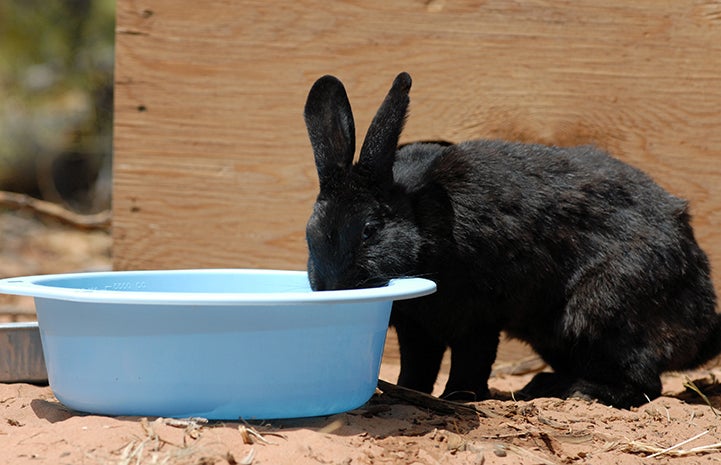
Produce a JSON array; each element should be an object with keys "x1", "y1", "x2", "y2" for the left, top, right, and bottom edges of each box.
[{"x1": 303, "y1": 72, "x2": 720, "y2": 408}]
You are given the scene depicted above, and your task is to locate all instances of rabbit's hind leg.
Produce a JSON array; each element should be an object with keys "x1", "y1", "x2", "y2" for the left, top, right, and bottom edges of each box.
[{"x1": 517, "y1": 371, "x2": 662, "y2": 408}]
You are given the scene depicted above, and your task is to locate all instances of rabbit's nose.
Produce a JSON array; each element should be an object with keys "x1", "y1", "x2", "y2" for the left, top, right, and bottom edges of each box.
[
  {"x1": 314, "y1": 276, "x2": 347, "y2": 292},
  {"x1": 309, "y1": 270, "x2": 339, "y2": 291},
  {"x1": 308, "y1": 275, "x2": 326, "y2": 292}
]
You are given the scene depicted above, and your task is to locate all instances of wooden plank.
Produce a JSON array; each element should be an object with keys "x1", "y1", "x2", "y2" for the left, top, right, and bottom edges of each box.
[{"x1": 113, "y1": 0, "x2": 721, "y2": 297}]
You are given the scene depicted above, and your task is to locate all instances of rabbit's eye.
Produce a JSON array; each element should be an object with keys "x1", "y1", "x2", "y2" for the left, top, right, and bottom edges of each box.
[{"x1": 362, "y1": 221, "x2": 381, "y2": 242}]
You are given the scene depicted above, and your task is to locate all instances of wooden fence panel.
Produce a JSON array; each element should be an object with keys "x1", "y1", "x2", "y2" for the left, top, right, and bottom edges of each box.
[{"x1": 113, "y1": 1, "x2": 721, "y2": 295}]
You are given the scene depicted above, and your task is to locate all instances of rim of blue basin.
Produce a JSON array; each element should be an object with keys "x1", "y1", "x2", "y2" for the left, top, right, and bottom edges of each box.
[{"x1": 0, "y1": 269, "x2": 436, "y2": 306}]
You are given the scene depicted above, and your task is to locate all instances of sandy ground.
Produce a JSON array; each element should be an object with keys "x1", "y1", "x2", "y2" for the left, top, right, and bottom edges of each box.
[
  {"x1": 1, "y1": 367, "x2": 721, "y2": 465},
  {"x1": 1, "y1": 209, "x2": 721, "y2": 465}
]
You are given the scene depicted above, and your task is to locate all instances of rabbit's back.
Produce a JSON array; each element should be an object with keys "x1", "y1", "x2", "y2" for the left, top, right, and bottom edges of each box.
[{"x1": 419, "y1": 140, "x2": 696, "y2": 279}]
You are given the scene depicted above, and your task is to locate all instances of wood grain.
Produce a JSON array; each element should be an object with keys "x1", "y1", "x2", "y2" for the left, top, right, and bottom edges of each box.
[{"x1": 114, "y1": 0, "x2": 721, "y2": 296}]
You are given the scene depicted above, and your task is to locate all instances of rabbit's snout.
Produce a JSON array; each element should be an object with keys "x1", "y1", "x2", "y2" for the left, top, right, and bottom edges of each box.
[{"x1": 308, "y1": 252, "x2": 390, "y2": 291}]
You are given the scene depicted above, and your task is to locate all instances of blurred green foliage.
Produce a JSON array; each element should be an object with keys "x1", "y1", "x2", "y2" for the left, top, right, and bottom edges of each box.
[{"x1": 0, "y1": 0, "x2": 114, "y2": 213}]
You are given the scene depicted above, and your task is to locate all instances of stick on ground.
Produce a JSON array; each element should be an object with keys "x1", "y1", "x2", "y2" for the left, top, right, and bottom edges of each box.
[
  {"x1": 0, "y1": 190, "x2": 110, "y2": 230},
  {"x1": 376, "y1": 379, "x2": 497, "y2": 418}
]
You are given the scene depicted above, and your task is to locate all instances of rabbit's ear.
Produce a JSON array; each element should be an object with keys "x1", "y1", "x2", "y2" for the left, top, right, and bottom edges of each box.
[
  {"x1": 357, "y1": 72, "x2": 412, "y2": 188},
  {"x1": 304, "y1": 75, "x2": 356, "y2": 192}
]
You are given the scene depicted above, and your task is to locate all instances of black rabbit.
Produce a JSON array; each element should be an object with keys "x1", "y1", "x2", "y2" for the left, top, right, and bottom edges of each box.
[{"x1": 303, "y1": 72, "x2": 720, "y2": 408}]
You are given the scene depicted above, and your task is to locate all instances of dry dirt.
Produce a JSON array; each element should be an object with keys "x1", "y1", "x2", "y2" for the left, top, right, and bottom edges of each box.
[{"x1": 1, "y1": 208, "x2": 721, "y2": 465}]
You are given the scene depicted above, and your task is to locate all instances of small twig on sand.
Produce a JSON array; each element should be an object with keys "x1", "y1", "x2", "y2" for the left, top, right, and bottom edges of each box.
[
  {"x1": 621, "y1": 430, "x2": 721, "y2": 458},
  {"x1": 163, "y1": 417, "x2": 208, "y2": 440},
  {"x1": 238, "y1": 419, "x2": 286, "y2": 445},
  {"x1": 239, "y1": 447, "x2": 256, "y2": 465},
  {"x1": 648, "y1": 430, "x2": 709, "y2": 458}
]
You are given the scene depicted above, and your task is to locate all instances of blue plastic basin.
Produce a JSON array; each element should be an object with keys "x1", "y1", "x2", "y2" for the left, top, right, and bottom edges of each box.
[{"x1": 0, "y1": 269, "x2": 436, "y2": 420}]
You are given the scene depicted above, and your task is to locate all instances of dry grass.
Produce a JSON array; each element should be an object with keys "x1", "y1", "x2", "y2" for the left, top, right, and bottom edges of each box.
[
  {"x1": 617, "y1": 430, "x2": 721, "y2": 458},
  {"x1": 110, "y1": 418, "x2": 238, "y2": 465}
]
